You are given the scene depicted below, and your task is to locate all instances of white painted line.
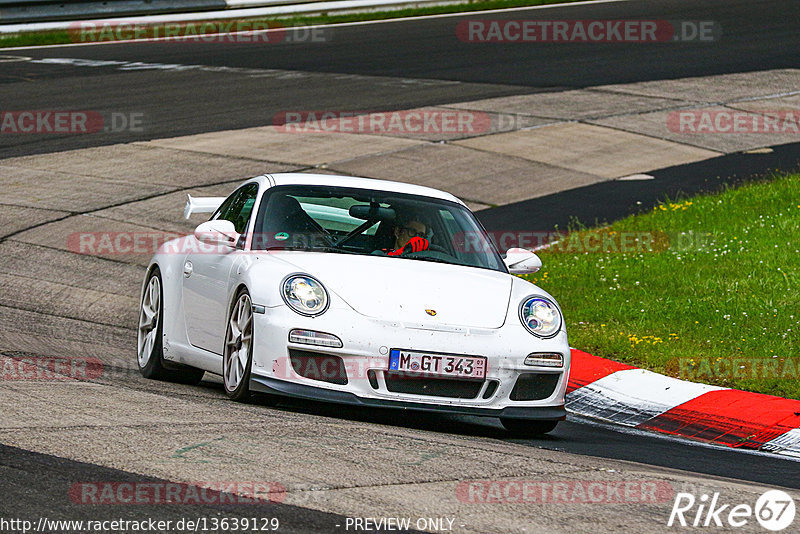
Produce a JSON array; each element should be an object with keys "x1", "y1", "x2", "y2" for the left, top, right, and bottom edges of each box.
[
  {"x1": 617, "y1": 173, "x2": 654, "y2": 181},
  {"x1": 22, "y1": 56, "x2": 462, "y2": 88},
  {"x1": 0, "y1": 0, "x2": 635, "y2": 49},
  {"x1": 566, "y1": 368, "x2": 726, "y2": 427},
  {"x1": 228, "y1": 0, "x2": 331, "y2": 6},
  {"x1": 762, "y1": 428, "x2": 800, "y2": 459},
  {"x1": 0, "y1": 54, "x2": 32, "y2": 62}
]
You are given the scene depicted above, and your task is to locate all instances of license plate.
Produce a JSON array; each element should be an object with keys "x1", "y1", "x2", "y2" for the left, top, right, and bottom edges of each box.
[{"x1": 388, "y1": 349, "x2": 486, "y2": 379}]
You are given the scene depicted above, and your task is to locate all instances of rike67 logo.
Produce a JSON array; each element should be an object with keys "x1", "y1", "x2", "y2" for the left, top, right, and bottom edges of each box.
[{"x1": 668, "y1": 490, "x2": 796, "y2": 531}]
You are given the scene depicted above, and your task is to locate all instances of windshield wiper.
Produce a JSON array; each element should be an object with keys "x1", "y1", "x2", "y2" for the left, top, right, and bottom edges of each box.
[
  {"x1": 311, "y1": 246, "x2": 358, "y2": 254},
  {"x1": 265, "y1": 245, "x2": 356, "y2": 254},
  {"x1": 406, "y1": 256, "x2": 452, "y2": 265}
]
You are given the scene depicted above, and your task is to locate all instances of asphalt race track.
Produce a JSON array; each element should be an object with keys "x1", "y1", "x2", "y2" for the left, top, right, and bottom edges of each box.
[
  {"x1": 1, "y1": 0, "x2": 799, "y2": 532},
  {"x1": 1, "y1": 0, "x2": 799, "y2": 157}
]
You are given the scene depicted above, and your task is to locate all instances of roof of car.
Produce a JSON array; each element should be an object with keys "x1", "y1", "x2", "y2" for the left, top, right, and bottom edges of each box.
[{"x1": 261, "y1": 173, "x2": 465, "y2": 206}]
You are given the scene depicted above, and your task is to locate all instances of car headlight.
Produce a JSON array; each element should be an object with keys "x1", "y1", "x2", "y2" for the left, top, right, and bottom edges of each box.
[
  {"x1": 282, "y1": 274, "x2": 329, "y2": 316},
  {"x1": 519, "y1": 296, "x2": 562, "y2": 338}
]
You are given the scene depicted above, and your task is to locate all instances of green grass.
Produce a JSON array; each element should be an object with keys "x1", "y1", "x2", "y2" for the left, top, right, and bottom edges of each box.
[
  {"x1": 0, "y1": 0, "x2": 590, "y2": 48},
  {"x1": 524, "y1": 173, "x2": 800, "y2": 399},
  {"x1": 0, "y1": 31, "x2": 72, "y2": 48}
]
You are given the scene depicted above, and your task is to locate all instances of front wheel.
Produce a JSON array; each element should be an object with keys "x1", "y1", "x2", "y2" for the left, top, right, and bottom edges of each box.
[
  {"x1": 500, "y1": 418, "x2": 559, "y2": 436},
  {"x1": 137, "y1": 268, "x2": 204, "y2": 385},
  {"x1": 223, "y1": 289, "x2": 255, "y2": 402}
]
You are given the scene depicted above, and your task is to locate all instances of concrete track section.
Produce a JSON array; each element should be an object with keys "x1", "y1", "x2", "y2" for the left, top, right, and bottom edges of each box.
[
  {"x1": 0, "y1": 442, "x2": 403, "y2": 534},
  {"x1": 2, "y1": 1, "x2": 800, "y2": 531},
  {"x1": 1, "y1": 117, "x2": 799, "y2": 534},
  {"x1": 2, "y1": 65, "x2": 795, "y2": 210},
  {"x1": 1, "y1": 0, "x2": 799, "y2": 158}
]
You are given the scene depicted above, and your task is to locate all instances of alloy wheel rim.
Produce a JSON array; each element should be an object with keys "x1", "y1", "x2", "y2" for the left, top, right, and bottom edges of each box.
[
  {"x1": 137, "y1": 275, "x2": 160, "y2": 367},
  {"x1": 225, "y1": 293, "x2": 252, "y2": 391}
]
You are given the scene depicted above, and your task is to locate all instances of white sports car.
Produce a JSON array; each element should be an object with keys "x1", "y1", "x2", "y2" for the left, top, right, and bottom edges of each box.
[{"x1": 137, "y1": 173, "x2": 570, "y2": 434}]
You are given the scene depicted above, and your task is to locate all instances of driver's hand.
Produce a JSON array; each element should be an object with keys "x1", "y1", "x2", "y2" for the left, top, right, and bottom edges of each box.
[{"x1": 387, "y1": 236, "x2": 430, "y2": 256}]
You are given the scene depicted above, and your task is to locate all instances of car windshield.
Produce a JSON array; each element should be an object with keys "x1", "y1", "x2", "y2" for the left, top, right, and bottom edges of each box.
[{"x1": 252, "y1": 185, "x2": 506, "y2": 273}]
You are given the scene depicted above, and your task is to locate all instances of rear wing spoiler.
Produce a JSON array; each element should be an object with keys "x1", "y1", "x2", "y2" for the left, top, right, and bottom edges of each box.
[{"x1": 184, "y1": 194, "x2": 226, "y2": 219}]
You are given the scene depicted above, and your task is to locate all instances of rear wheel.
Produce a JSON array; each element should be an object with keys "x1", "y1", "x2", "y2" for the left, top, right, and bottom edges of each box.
[
  {"x1": 500, "y1": 418, "x2": 559, "y2": 436},
  {"x1": 223, "y1": 289, "x2": 254, "y2": 402},
  {"x1": 137, "y1": 268, "x2": 204, "y2": 385}
]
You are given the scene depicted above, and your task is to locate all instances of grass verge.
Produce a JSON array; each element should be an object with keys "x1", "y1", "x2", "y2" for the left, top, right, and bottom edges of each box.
[
  {"x1": 525, "y1": 173, "x2": 800, "y2": 399},
  {"x1": 1, "y1": 0, "x2": 590, "y2": 48}
]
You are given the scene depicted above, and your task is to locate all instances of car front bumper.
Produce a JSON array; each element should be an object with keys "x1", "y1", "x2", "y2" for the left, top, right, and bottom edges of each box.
[
  {"x1": 250, "y1": 373, "x2": 566, "y2": 420},
  {"x1": 250, "y1": 302, "x2": 570, "y2": 418}
]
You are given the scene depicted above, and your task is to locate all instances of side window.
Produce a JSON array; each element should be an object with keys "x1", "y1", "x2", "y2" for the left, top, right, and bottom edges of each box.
[{"x1": 216, "y1": 184, "x2": 259, "y2": 234}]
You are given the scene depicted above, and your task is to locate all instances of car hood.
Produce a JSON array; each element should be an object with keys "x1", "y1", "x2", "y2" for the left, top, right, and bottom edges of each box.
[{"x1": 274, "y1": 252, "x2": 512, "y2": 328}]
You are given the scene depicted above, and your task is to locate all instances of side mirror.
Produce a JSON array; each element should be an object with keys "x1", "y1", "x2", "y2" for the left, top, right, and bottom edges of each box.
[
  {"x1": 194, "y1": 220, "x2": 239, "y2": 248},
  {"x1": 504, "y1": 248, "x2": 542, "y2": 274}
]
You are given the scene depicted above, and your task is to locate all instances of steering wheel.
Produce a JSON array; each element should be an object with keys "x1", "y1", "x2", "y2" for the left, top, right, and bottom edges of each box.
[
  {"x1": 426, "y1": 243, "x2": 449, "y2": 254},
  {"x1": 403, "y1": 243, "x2": 451, "y2": 256}
]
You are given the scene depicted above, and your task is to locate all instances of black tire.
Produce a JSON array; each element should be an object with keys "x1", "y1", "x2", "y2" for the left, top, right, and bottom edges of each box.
[
  {"x1": 137, "y1": 267, "x2": 205, "y2": 385},
  {"x1": 500, "y1": 418, "x2": 559, "y2": 436},
  {"x1": 167, "y1": 365, "x2": 207, "y2": 385},
  {"x1": 223, "y1": 287, "x2": 254, "y2": 402}
]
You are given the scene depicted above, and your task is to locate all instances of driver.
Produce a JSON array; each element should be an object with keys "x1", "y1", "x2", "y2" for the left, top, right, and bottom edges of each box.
[{"x1": 386, "y1": 213, "x2": 430, "y2": 256}]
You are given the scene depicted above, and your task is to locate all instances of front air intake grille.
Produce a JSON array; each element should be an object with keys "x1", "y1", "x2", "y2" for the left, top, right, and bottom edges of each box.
[
  {"x1": 510, "y1": 373, "x2": 560, "y2": 401},
  {"x1": 384, "y1": 372, "x2": 483, "y2": 399},
  {"x1": 289, "y1": 349, "x2": 348, "y2": 385},
  {"x1": 482, "y1": 380, "x2": 499, "y2": 399},
  {"x1": 367, "y1": 369, "x2": 379, "y2": 390}
]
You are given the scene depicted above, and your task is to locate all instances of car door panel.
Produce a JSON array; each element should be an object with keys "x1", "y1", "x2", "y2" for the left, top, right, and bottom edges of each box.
[{"x1": 182, "y1": 183, "x2": 259, "y2": 354}]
